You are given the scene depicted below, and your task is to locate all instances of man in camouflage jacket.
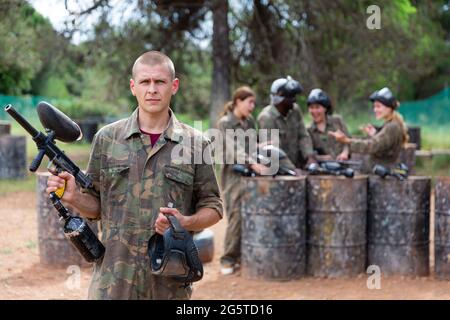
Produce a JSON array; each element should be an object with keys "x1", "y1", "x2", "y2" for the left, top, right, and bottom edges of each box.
[
  {"x1": 257, "y1": 76, "x2": 315, "y2": 168},
  {"x1": 46, "y1": 51, "x2": 223, "y2": 300}
]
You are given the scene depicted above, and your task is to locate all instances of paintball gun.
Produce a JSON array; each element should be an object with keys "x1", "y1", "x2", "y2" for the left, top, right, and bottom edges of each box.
[
  {"x1": 4, "y1": 102, "x2": 105, "y2": 263},
  {"x1": 232, "y1": 164, "x2": 257, "y2": 177},
  {"x1": 307, "y1": 161, "x2": 355, "y2": 178},
  {"x1": 232, "y1": 145, "x2": 297, "y2": 177},
  {"x1": 373, "y1": 163, "x2": 409, "y2": 181}
]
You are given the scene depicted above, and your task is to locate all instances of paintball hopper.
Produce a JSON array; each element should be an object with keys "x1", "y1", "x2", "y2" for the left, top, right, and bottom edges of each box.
[
  {"x1": 307, "y1": 161, "x2": 355, "y2": 178},
  {"x1": 148, "y1": 215, "x2": 203, "y2": 283},
  {"x1": 373, "y1": 163, "x2": 409, "y2": 181},
  {"x1": 37, "y1": 101, "x2": 82, "y2": 143}
]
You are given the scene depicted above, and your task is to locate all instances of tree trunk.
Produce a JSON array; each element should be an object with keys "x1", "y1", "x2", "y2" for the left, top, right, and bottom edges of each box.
[{"x1": 210, "y1": 0, "x2": 231, "y2": 128}]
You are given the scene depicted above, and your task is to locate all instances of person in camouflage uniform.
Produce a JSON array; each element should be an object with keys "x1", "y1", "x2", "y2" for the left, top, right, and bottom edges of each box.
[
  {"x1": 257, "y1": 76, "x2": 315, "y2": 168},
  {"x1": 306, "y1": 88, "x2": 350, "y2": 160},
  {"x1": 216, "y1": 86, "x2": 267, "y2": 275},
  {"x1": 329, "y1": 87, "x2": 409, "y2": 173},
  {"x1": 46, "y1": 51, "x2": 223, "y2": 300}
]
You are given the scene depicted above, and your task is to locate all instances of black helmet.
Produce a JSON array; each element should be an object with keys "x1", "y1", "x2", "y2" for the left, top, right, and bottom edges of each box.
[
  {"x1": 369, "y1": 87, "x2": 399, "y2": 109},
  {"x1": 307, "y1": 88, "x2": 332, "y2": 113},
  {"x1": 270, "y1": 76, "x2": 303, "y2": 105},
  {"x1": 148, "y1": 215, "x2": 203, "y2": 284}
]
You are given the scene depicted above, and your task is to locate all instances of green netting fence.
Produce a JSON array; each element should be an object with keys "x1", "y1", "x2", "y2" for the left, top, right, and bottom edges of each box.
[
  {"x1": 399, "y1": 87, "x2": 450, "y2": 126},
  {"x1": 0, "y1": 95, "x2": 68, "y2": 121},
  {"x1": 1, "y1": 87, "x2": 449, "y2": 125}
]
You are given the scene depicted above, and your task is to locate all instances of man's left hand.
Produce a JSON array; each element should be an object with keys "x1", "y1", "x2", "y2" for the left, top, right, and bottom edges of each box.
[{"x1": 155, "y1": 207, "x2": 190, "y2": 235}]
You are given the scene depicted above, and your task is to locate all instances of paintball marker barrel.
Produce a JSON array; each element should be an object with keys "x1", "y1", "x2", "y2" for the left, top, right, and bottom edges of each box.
[
  {"x1": 4, "y1": 103, "x2": 104, "y2": 263},
  {"x1": 4, "y1": 105, "x2": 39, "y2": 138}
]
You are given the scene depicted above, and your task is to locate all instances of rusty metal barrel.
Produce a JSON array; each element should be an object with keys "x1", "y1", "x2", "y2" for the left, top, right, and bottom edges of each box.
[
  {"x1": 399, "y1": 143, "x2": 417, "y2": 174},
  {"x1": 306, "y1": 175, "x2": 368, "y2": 277},
  {"x1": 407, "y1": 126, "x2": 421, "y2": 150},
  {"x1": 241, "y1": 176, "x2": 306, "y2": 280},
  {"x1": 193, "y1": 228, "x2": 215, "y2": 263},
  {"x1": 435, "y1": 177, "x2": 450, "y2": 279},
  {"x1": 0, "y1": 135, "x2": 26, "y2": 179},
  {"x1": 0, "y1": 121, "x2": 11, "y2": 136},
  {"x1": 368, "y1": 176, "x2": 430, "y2": 276},
  {"x1": 37, "y1": 172, "x2": 99, "y2": 266}
]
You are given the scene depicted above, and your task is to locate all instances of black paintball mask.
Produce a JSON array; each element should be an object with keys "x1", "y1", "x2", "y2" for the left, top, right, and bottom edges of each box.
[
  {"x1": 270, "y1": 76, "x2": 303, "y2": 106},
  {"x1": 148, "y1": 215, "x2": 203, "y2": 283},
  {"x1": 369, "y1": 87, "x2": 399, "y2": 109},
  {"x1": 307, "y1": 88, "x2": 332, "y2": 114}
]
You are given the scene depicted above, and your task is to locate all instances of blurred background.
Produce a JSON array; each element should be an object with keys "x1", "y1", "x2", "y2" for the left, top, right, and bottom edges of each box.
[
  {"x1": 0, "y1": 0, "x2": 449, "y2": 181},
  {"x1": 0, "y1": 0, "x2": 450, "y2": 300}
]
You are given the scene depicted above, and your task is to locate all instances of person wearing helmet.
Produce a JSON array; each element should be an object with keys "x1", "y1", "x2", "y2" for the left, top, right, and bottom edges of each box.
[
  {"x1": 216, "y1": 86, "x2": 268, "y2": 275},
  {"x1": 329, "y1": 87, "x2": 409, "y2": 172},
  {"x1": 307, "y1": 88, "x2": 350, "y2": 160},
  {"x1": 257, "y1": 76, "x2": 315, "y2": 168}
]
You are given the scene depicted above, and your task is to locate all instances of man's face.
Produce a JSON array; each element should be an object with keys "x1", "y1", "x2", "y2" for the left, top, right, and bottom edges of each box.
[
  {"x1": 276, "y1": 95, "x2": 295, "y2": 110},
  {"x1": 130, "y1": 63, "x2": 179, "y2": 115}
]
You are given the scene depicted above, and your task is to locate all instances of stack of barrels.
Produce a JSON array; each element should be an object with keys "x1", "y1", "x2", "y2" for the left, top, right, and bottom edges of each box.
[{"x1": 240, "y1": 171, "x2": 449, "y2": 280}]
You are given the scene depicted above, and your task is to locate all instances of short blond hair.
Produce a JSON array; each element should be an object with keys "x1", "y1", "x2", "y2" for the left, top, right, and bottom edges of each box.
[{"x1": 132, "y1": 51, "x2": 175, "y2": 79}]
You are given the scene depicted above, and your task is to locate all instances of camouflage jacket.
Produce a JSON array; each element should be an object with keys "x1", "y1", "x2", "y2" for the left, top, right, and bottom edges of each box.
[
  {"x1": 350, "y1": 119, "x2": 404, "y2": 171},
  {"x1": 217, "y1": 111, "x2": 257, "y2": 190},
  {"x1": 257, "y1": 104, "x2": 313, "y2": 168},
  {"x1": 83, "y1": 107, "x2": 223, "y2": 299},
  {"x1": 307, "y1": 115, "x2": 350, "y2": 159}
]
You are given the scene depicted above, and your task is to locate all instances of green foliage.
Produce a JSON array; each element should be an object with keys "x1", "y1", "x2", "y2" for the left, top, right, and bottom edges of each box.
[
  {"x1": 57, "y1": 98, "x2": 121, "y2": 120},
  {"x1": 416, "y1": 155, "x2": 450, "y2": 177},
  {"x1": 0, "y1": 0, "x2": 60, "y2": 95},
  {"x1": 0, "y1": 176, "x2": 36, "y2": 196},
  {"x1": 38, "y1": 76, "x2": 71, "y2": 99},
  {"x1": 1, "y1": 0, "x2": 449, "y2": 130}
]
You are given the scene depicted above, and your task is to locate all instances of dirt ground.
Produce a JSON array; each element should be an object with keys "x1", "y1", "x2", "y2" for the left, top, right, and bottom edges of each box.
[{"x1": 1, "y1": 191, "x2": 450, "y2": 300}]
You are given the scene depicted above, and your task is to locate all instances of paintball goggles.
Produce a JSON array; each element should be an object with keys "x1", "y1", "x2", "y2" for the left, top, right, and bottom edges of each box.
[
  {"x1": 4, "y1": 102, "x2": 105, "y2": 262},
  {"x1": 373, "y1": 163, "x2": 409, "y2": 181},
  {"x1": 307, "y1": 161, "x2": 355, "y2": 178}
]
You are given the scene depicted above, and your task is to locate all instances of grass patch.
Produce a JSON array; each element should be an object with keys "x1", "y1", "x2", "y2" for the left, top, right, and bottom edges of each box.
[
  {"x1": 25, "y1": 240, "x2": 37, "y2": 249},
  {"x1": 421, "y1": 127, "x2": 450, "y2": 150},
  {"x1": 415, "y1": 155, "x2": 450, "y2": 177},
  {"x1": 0, "y1": 248, "x2": 13, "y2": 255},
  {"x1": 0, "y1": 174, "x2": 37, "y2": 196}
]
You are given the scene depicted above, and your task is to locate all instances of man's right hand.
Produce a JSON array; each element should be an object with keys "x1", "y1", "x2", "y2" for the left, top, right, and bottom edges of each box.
[{"x1": 46, "y1": 171, "x2": 78, "y2": 204}]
